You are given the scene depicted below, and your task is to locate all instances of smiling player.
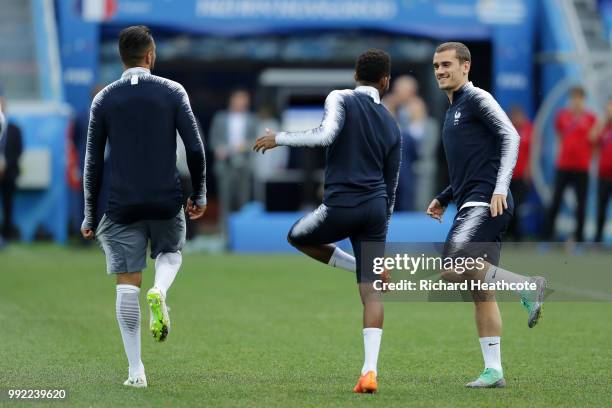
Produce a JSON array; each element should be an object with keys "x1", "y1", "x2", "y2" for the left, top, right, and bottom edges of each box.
[{"x1": 427, "y1": 42, "x2": 546, "y2": 388}]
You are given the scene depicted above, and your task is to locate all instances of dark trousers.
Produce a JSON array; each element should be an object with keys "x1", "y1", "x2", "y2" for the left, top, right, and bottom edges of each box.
[
  {"x1": 545, "y1": 170, "x2": 588, "y2": 242},
  {"x1": 595, "y1": 178, "x2": 612, "y2": 242},
  {"x1": 1, "y1": 178, "x2": 17, "y2": 238},
  {"x1": 508, "y1": 178, "x2": 530, "y2": 241}
]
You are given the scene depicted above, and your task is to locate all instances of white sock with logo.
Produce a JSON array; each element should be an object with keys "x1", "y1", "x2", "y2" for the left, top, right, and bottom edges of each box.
[
  {"x1": 479, "y1": 336, "x2": 502, "y2": 373},
  {"x1": 154, "y1": 251, "x2": 182, "y2": 298},
  {"x1": 116, "y1": 284, "x2": 144, "y2": 377},
  {"x1": 328, "y1": 247, "x2": 356, "y2": 272},
  {"x1": 484, "y1": 265, "x2": 530, "y2": 294},
  {"x1": 361, "y1": 328, "x2": 383, "y2": 375}
]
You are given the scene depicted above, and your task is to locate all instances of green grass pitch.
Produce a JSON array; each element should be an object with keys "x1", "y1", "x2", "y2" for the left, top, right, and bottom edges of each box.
[{"x1": 1, "y1": 244, "x2": 611, "y2": 407}]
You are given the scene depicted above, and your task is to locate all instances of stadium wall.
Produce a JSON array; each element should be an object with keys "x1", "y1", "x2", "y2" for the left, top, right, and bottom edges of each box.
[
  {"x1": 228, "y1": 203, "x2": 457, "y2": 252},
  {"x1": 58, "y1": 0, "x2": 537, "y2": 118}
]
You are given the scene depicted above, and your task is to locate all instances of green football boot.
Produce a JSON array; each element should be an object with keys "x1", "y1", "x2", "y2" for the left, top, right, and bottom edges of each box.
[
  {"x1": 147, "y1": 287, "x2": 170, "y2": 342},
  {"x1": 520, "y1": 276, "x2": 547, "y2": 328},
  {"x1": 465, "y1": 368, "x2": 506, "y2": 388}
]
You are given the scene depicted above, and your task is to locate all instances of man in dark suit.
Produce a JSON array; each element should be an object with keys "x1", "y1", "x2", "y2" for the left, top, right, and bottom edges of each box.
[{"x1": 0, "y1": 96, "x2": 23, "y2": 240}]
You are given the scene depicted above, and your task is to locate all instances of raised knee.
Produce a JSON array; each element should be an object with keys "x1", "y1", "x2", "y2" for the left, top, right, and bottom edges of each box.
[{"x1": 287, "y1": 229, "x2": 299, "y2": 248}]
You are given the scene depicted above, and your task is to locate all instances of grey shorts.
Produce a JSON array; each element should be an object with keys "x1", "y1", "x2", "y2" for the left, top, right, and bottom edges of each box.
[{"x1": 96, "y1": 209, "x2": 186, "y2": 274}]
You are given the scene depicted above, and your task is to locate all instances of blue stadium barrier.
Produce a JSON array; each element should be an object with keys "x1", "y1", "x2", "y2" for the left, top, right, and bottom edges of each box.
[
  {"x1": 8, "y1": 108, "x2": 72, "y2": 243},
  {"x1": 228, "y1": 202, "x2": 457, "y2": 253}
]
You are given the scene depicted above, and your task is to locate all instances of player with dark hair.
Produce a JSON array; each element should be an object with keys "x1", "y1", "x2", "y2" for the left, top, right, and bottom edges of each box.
[
  {"x1": 82, "y1": 25, "x2": 207, "y2": 387},
  {"x1": 254, "y1": 49, "x2": 401, "y2": 393},
  {"x1": 427, "y1": 42, "x2": 546, "y2": 388}
]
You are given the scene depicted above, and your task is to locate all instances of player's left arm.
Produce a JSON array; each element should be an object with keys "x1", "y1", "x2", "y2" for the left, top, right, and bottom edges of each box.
[
  {"x1": 472, "y1": 90, "x2": 520, "y2": 217},
  {"x1": 175, "y1": 84, "x2": 207, "y2": 219},
  {"x1": 81, "y1": 92, "x2": 108, "y2": 238},
  {"x1": 383, "y1": 132, "x2": 402, "y2": 221},
  {"x1": 253, "y1": 90, "x2": 346, "y2": 153}
]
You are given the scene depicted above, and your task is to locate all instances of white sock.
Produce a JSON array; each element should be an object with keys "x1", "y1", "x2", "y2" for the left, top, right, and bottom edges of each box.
[
  {"x1": 479, "y1": 336, "x2": 502, "y2": 373},
  {"x1": 154, "y1": 251, "x2": 182, "y2": 298},
  {"x1": 484, "y1": 265, "x2": 530, "y2": 294},
  {"x1": 361, "y1": 328, "x2": 382, "y2": 375},
  {"x1": 116, "y1": 284, "x2": 144, "y2": 377},
  {"x1": 328, "y1": 247, "x2": 356, "y2": 272}
]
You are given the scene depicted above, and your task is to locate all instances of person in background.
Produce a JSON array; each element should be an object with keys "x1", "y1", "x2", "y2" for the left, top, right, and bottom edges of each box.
[
  {"x1": 252, "y1": 105, "x2": 285, "y2": 204},
  {"x1": 395, "y1": 128, "x2": 417, "y2": 211},
  {"x1": 544, "y1": 86, "x2": 597, "y2": 242},
  {"x1": 389, "y1": 75, "x2": 419, "y2": 131},
  {"x1": 381, "y1": 91, "x2": 399, "y2": 119},
  {"x1": 593, "y1": 99, "x2": 612, "y2": 243},
  {"x1": 507, "y1": 106, "x2": 533, "y2": 241},
  {"x1": 209, "y1": 89, "x2": 258, "y2": 230},
  {"x1": 0, "y1": 95, "x2": 23, "y2": 241},
  {"x1": 408, "y1": 98, "x2": 440, "y2": 211},
  {"x1": 385, "y1": 76, "x2": 426, "y2": 211}
]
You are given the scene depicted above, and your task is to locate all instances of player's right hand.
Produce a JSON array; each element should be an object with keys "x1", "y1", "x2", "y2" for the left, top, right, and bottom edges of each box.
[
  {"x1": 81, "y1": 228, "x2": 95, "y2": 240},
  {"x1": 426, "y1": 198, "x2": 445, "y2": 223},
  {"x1": 253, "y1": 128, "x2": 278, "y2": 154},
  {"x1": 186, "y1": 198, "x2": 206, "y2": 220}
]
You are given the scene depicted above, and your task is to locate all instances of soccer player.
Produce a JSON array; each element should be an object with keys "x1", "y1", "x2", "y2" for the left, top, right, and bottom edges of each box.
[
  {"x1": 253, "y1": 49, "x2": 401, "y2": 394},
  {"x1": 81, "y1": 26, "x2": 207, "y2": 388},
  {"x1": 426, "y1": 42, "x2": 546, "y2": 388}
]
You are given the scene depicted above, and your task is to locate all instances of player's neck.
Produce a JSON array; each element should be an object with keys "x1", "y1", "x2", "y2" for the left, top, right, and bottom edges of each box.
[
  {"x1": 446, "y1": 79, "x2": 468, "y2": 104},
  {"x1": 123, "y1": 64, "x2": 151, "y2": 72},
  {"x1": 356, "y1": 82, "x2": 382, "y2": 97}
]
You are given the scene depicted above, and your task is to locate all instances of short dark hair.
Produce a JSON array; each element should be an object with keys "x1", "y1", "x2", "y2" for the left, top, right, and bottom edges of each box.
[
  {"x1": 435, "y1": 42, "x2": 471, "y2": 63},
  {"x1": 355, "y1": 49, "x2": 391, "y2": 83},
  {"x1": 569, "y1": 86, "x2": 586, "y2": 98},
  {"x1": 119, "y1": 25, "x2": 154, "y2": 67}
]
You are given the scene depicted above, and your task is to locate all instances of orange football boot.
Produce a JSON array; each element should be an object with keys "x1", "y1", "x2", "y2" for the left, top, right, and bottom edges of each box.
[{"x1": 353, "y1": 371, "x2": 378, "y2": 393}]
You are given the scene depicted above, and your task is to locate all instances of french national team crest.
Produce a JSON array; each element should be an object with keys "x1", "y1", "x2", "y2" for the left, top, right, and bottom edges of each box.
[{"x1": 454, "y1": 110, "x2": 461, "y2": 126}]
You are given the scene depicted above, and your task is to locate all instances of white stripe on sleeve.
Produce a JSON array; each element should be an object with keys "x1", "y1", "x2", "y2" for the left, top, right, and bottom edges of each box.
[{"x1": 275, "y1": 90, "x2": 348, "y2": 147}]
